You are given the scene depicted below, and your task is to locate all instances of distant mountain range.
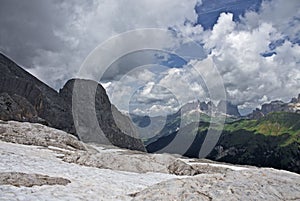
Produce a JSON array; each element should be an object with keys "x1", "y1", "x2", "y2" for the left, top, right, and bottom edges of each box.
[
  {"x1": 130, "y1": 99, "x2": 241, "y2": 139},
  {"x1": 144, "y1": 96, "x2": 300, "y2": 173},
  {"x1": 132, "y1": 93, "x2": 300, "y2": 140},
  {"x1": 248, "y1": 95, "x2": 300, "y2": 119},
  {"x1": 179, "y1": 99, "x2": 241, "y2": 117}
]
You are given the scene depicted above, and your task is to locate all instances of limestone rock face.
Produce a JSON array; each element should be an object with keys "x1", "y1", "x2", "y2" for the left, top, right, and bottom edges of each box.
[
  {"x1": 0, "y1": 172, "x2": 70, "y2": 187},
  {"x1": 60, "y1": 79, "x2": 145, "y2": 151},
  {"x1": 0, "y1": 53, "x2": 145, "y2": 151},
  {"x1": 167, "y1": 159, "x2": 200, "y2": 176},
  {"x1": 249, "y1": 94, "x2": 300, "y2": 118},
  {"x1": 131, "y1": 169, "x2": 300, "y2": 201},
  {"x1": 0, "y1": 120, "x2": 87, "y2": 151},
  {"x1": 181, "y1": 100, "x2": 241, "y2": 117},
  {"x1": 0, "y1": 92, "x2": 35, "y2": 120},
  {"x1": 261, "y1": 100, "x2": 286, "y2": 114},
  {"x1": 0, "y1": 53, "x2": 74, "y2": 133},
  {"x1": 291, "y1": 97, "x2": 298, "y2": 103}
]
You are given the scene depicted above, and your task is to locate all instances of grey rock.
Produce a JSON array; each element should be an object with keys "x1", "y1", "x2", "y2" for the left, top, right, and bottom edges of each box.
[
  {"x1": 181, "y1": 100, "x2": 201, "y2": 113},
  {"x1": 261, "y1": 100, "x2": 286, "y2": 114},
  {"x1": 0, "y1": 92, "x2": 47, "y2": 124},
  {"x1": 248, "y1": 108, "x2": 264, "y2": 119},
  {"x1": 291, "y1": 97, "x2": 298, "y2": 103},
  {"x1": 200, "y1": 101, "x2": 209, "y2": 111},
  {"x1": 167, "y1": 159, "x2": 200, "y2": 176},
  {"x1": 60, "y1": 79, "x2": 145, "y2": 151},
  {"x1": 111, "y1": 104, "x2": 140, "y2": 139},
  {"x1": 0, "y1": 120, "x2": 86, "y2": 151},
  {"x1": 0, "y1": 172, "x2": 70, "y2": 187},
  {"x1": 0, "y1": 53, "x2": 145, "y2": 151},
  {"x1": 248, "y1": 94, "x2": 300, "y2": 119},
  {"x1": 131, "y1": 169, "x2": 300, "y2": 201},
  {"x1": 1, "y1": 120, "x2": 300, "y2": 200},
  {"x1": 62, "y1": 148, "x2": 234, "y2": 176},
  {"x1": 62, "y1": 150, "x2": 177, "y2": 174},
  {"x1": 180, "y1": 100, "x2": 241, "y2": 117},
  {"x1": 0, "y1": 53, "x2": 74, "y2": 133},
  {"x1": 207, "y1": 101, "x2": 216, "y2": 113}
]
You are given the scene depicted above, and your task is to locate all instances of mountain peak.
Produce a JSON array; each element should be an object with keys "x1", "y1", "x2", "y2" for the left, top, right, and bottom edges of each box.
[
  {"x1": 0, "y1": 55, "x2": 145, "y2": 151},
  {"x1": 249, "y1": 93, "x2": 300, "y2": 119}
]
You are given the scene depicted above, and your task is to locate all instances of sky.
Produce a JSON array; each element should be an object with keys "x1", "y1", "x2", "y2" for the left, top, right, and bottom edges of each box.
[{"x1": 0, "y1": 0, "x2": 299, "y2": 116}]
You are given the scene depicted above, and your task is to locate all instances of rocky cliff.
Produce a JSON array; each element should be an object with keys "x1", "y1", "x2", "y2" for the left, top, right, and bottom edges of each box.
[
  {"x1": 0, "y1": 53, "x2": 145, "y2": 151},
  {"x1": 0, "y1": 92, "x2": 46, "y2": 124},
  {"x1": 248, "y1": 94, "x2": 300, "y2": 119},
  {"x1": 180, "y1": 100, "x2": 240, "y2": 117},
  {"x1": 59, "y1": 79, "x2": 144, "y2": 151},
  {"x1": 0, "y1": 53, "x2": 74, "y2": 132}
]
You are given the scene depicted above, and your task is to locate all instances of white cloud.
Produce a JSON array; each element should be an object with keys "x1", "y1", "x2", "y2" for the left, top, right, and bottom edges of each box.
[
  {"x1": 101, "y1": 0, "x2": 300, "y2": 116},
  {"x1": 104, "y1": 64, "x2": 207, "y2": 116},
  {"x1": 2, "y1": 0, "x2": 299, "y2": 115},
  {"x1": 1, "y1": 0, "x2": 200, "y2": 89},
  {"x1": 198, "y1": 1, "x2": 300, "y2": 111},
  {"x1": 205, "y1": 13, "x2": 236, "y2": 49},
  {"x1": 64, "y1": 0, "x2": 200, "y2": 85},
  {"x1": 132, "y1": 104, "x2": 178, "y2": 116}
]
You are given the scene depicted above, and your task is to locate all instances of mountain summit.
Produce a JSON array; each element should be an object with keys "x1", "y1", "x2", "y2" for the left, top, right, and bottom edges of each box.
[
  {"x1": 248, "y1": 94, "x2": 300, "y2": 119},
  {"x1": 0, "y1": 53, "x2": 145, "y2": 151}
]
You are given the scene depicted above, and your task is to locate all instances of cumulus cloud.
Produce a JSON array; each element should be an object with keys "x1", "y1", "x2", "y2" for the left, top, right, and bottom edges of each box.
[
  {"x1": 0, "y1": 0, "x2": 95, "y2": 88},
  {"x1": 1, "y1": 0, "x2": 299, "y2": 116},
  {"x1": 106, "y1": 67, "x2": 181, "y2": 116},
  {"x1": 200, "y1": 1, "x2": 300, "y2": 112},
  {"x1": 0, "y1": 0, "x2": 199, "y2": 88},
  {"x1": 105, "y1": 60, "x2": 212, "y2": 116},
  {"x1": 130, "y1": 0, "x2": 299, "y2": 116},
  {"x1": 104, "y1": 0, "x2": 299, "y2": 116},
  {"x1": 158, "y1": 67, "x2": 207, "y2": 103}
]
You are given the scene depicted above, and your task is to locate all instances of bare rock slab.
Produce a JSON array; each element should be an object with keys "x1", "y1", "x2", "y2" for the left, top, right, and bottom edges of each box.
[{"x1": 0, "y1": 172, "x2": 70, "y2": 187}]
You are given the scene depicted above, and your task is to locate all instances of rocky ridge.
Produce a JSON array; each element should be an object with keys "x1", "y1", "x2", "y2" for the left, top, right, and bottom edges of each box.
[
  {"x1": 0, "y1": 53, "x2": 144, "y2": 151},
  {"x1": 248, "y1": 94, "x2": 300, "y2": 119},
  {"x1": 181, "y1": 99, "x2": 241, "y2": 117}
]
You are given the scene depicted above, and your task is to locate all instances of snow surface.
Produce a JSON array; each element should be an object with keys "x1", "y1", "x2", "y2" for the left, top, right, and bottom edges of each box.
[
  {"x1": 0, "y1": 141, "x2": 181, "y2": 201},
  {"x1": 1, "y1": 120, "x2": 299, "y2": 200}
]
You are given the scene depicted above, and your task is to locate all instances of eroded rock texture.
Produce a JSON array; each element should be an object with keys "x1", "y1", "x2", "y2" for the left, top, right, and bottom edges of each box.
[
  {"x1": 0, "y1": 121, "x2": 299, "y2": 201},
  {"x1": 0, "y1": 53, "x2": 145, "y2": 151},
  {"x1": 0, "y1": 172, "x2": 70, "y2": 187}
]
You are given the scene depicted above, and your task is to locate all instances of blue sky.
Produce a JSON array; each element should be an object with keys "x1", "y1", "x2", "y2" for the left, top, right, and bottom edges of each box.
[
  {"x1": 196, "y1": 0, "x2": 263, "y2": 29},
  {"x1": 0, "y1": 0, "x2": 299, "y2": 116}
]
